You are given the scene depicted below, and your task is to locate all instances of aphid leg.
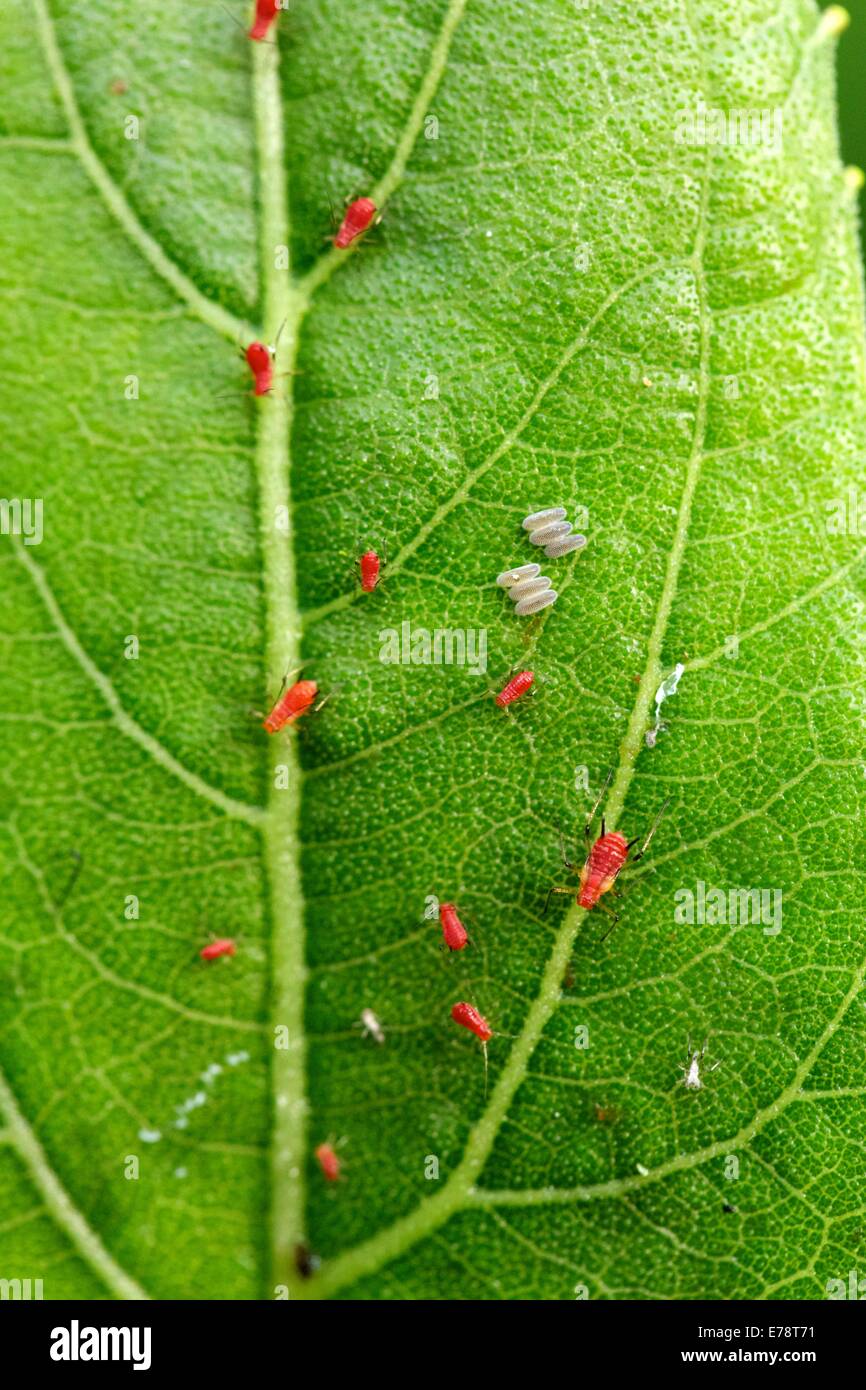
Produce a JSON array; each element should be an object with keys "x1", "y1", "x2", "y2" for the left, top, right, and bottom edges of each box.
[
  {"x1": 543, "y1": 885, "x2": 575, "y2": 915},
  {"x1": 597, "y1": 900, "x2": 621, "y2": 943},
  {"x1": 312, "y1": 685, "x2": 340, "y2": 715},
  {"x1": 628, "y1": 797, "x2": 670, "y2": 864},
  {"x1": 557, "y1": 824, "x2": 578, "y2": 872},
  {"x1": 482, "y1": 1040, "x2": 488, "y2": 1098}
]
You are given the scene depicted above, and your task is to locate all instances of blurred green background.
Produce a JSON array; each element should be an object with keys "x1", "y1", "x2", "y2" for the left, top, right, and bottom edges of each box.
[{"x1": 838, "y1": 2, "x2": 866, "y2": 243}]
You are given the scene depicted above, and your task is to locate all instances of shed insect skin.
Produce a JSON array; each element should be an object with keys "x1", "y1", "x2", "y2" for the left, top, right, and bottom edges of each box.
[
  {"x1": 439, "y1": 902, "x2": 469, "y2": 952},
  {"x1": 334, "y1": 197, "x2": 377, "y2": 249},
  {"x1": 544, "y1": 769, "x2": 669, "y2": 938},
  {"x1": 359, "y1": 1008, "x2": 385, "y2": 1044},
  {"x1": 262, "y1": 678, "x2": 319, "y2": 734},
  {"x1": 200, "y1": 938, "x2": 236, "y2": 961},
  {"x1": 680, "y1": 1037, "x2": 720, "y2": 1091}
]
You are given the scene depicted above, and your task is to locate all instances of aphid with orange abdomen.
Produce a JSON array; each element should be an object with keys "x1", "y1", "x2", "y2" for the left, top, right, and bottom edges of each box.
[
  {"x1": 315, "y1": 1141, "x2": 341, "y2": 1183},
  {"x1": 545, "y1": 770, "x2": 669, "y2": 937},
  {"x1": 200, "y1": 938, "x2": 236, "y2": 961},
  {"x1": 262, "y1": 678, "x2": 319, "y2": 734}
]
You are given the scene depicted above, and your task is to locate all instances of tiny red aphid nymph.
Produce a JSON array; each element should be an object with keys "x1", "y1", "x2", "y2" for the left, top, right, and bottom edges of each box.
[
  {"x1": 451, "y1": 1001, "x2": 492, "y2": 1043},
  {"x1": 495, "y1": 669, "x2": 534, "y2": 709},
  {"x1": 245, "y1": 340, "x2": 274, "y2": 397},
  {"x1": 359, "y1": 549, "x2": 381, "y2": 593},
  {"x1": 263, "y1": 678, "x2": 318, "y2": 734},
  {"x1": 334, "y1": 197, "x2": 377, "y2": 249},
  {"x1": 315, "y1": 1142, "x2": 341, "y2": 1182},
  {"x1": 440, "y1": 903, "x2": 468, "y2": 952},
  {"x1": 200, "y1": 938, "x2": 236, "y2": 961},
  {"x1": 249, "y1": 0, "x2": 279, "y2": 42}
]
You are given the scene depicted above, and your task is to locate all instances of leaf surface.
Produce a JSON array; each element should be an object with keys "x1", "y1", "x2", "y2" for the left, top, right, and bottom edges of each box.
[{"x1": 1, "y1": 0, "x2": 865, "y2": 1301}]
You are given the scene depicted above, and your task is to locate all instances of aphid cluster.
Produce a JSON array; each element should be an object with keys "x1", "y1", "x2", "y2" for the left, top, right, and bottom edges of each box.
[{"x1": 522, "y1": 507, "x2": 587, "y2": 559}]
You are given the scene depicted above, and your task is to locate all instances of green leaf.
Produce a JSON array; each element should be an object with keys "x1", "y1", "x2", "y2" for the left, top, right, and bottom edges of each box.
[{"x1": 1, "y1": 0, "x2": 865, "y2": 1302}]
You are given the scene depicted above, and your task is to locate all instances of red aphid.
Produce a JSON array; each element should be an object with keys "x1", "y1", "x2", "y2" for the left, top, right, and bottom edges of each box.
[
  {"x1": 359, "y1": 549, "x2": 381, "y2": 593},
  {"x1": 578, "y1": 831, "x2": 630, "y2": 910},
  {"x1": 263, "y1": 678, "x2": 318, "y2": 734},
  {"x1": 249, "y1": 0, "x2": 279, "y2": 42},
  {"x1": 495, "y1": 669, "x2": 534, "y2": 709},
  {"x1": 334, "y1": 197, "x2": 377, "y2": 249},
  {"x1": 451, "y1": 1001, "x2": 492, "y2": 1043},
  {"x1": 440, "y1": 902, "x2": 468, "y2": 952},
  {"x1": 315, "y1": 1142, "x2": 341, "y2": 1183},
  {"x1": 245, "y1": 340, "x2": 274, "y2": 396},
  {"x1": 200, "y1": 938, "x2": 236, "y2": 961}
]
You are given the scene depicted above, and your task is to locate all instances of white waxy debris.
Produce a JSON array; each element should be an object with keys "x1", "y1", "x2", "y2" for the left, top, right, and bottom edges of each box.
[
  {"x1": 138, "y1": 1129, "x2": 161, "y2": 1143},
  {"x1": 647, "y1": 661, "x2": 685, "y2": 747},
  {"x1": 497, "y1": 562, "x2": 541, "y2": 587},
  {"x1": 636, "y1": 1163, "x2": 650, "y2": 1176},
  {"x1": 680, "y1": 1038, "x2": 720, "y2": 1091},
  {"x1": 544, "y1": 533, "x2": 586, "y2": 559},
  {"x1": 522, "y1": 507, "x2": 567, "y2": 530},
  {"x1": 360, "y1": 1008, "x2": 385, "y2": 1044},
  {"x1": 515, "y1": 588, "x2": 558, "y2": 616}
]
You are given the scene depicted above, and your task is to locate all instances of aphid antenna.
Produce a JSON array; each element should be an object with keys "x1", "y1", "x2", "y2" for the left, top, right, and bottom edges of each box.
[
  {"x1": 628, "y1": 796, "x2": 671, "y2": 864},
  {"x1": 585, "y1": 767, "x2": 614, "y2": 840},
  {"x1": 271, "y1": 663, "x2": 308, "y2": 700},
  {"x1": 312, "y1": 685, "x2": 340, "y2": 714},
  {"x1": 269, "y1": 316, "x2": 288, "y2": 355},
  {"x1": 220, "y1": 2, "x2": 278, "y2": 44}
]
